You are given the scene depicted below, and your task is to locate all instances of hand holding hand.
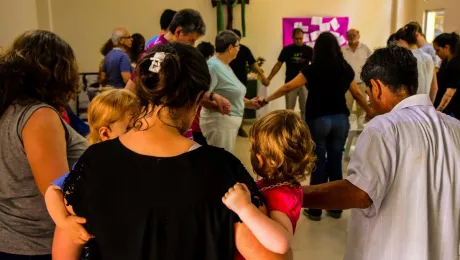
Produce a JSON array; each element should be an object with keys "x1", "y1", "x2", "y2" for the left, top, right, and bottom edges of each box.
[
  {"x1": 222, "y1": 183, "x2": 252, "y2": 215},
  {"x1": 215, "y1": 94, "x2": 231, "y2": 115},
  {"x1": 59, "y1": 215, "x2": 94, "y2": 244},
  {"x1": 262, "y1": 78, "x2": 270, "y2": 87},
  {"x1": 246, "y1": 97, "x2": 262, "y2": 110}
]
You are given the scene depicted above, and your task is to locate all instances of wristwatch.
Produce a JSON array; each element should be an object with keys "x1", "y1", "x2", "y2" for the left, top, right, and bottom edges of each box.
[
  {"x1": 261, "y1": 98, "x2": 269, "y2": 105},
  {"x1": 210, "y1": 92, "x2": 215, "y2": 101}
]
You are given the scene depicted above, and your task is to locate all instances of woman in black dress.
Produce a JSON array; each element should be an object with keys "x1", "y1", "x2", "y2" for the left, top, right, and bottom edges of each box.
[
  {"x1": 53, "y1": 43, "x2": 288, "y2": 260},
  {"x1": 433, "y1": 32, "x2": 460, "y2": 119}
]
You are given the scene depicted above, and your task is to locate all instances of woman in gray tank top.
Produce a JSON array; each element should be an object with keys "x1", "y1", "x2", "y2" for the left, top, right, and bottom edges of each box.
[{"x1": 0, "y1": 30, "x2": 87, "y2": 259}]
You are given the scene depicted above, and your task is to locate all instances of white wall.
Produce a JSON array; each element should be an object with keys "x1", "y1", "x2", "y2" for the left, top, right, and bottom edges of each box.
[
  {"x1": 415, "y1": 0, "x2": 460, "y2": 34},
  {"x1": 0, "y1": 0, "x2": 39, "y2": 48}
]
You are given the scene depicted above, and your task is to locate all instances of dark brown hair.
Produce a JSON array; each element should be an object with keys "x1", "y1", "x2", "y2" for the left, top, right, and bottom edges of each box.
[
  {"x1": 100, "y1": 38, "x2": 114, "y2": 56},
  {"x1": 249, "y1": 110, "x2": 316, "y2": 186},
  {"x1": 132, "y1": 42, "x2": 210, "y2": 132},
  {"x1": 0, "y1": 30, "x2": 80, "y2": 116}
]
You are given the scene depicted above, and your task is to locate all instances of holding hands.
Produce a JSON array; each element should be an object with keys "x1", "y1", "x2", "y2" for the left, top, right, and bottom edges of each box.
[
  {"x1": 222, "y1": 183, "x2": 252, "y2": 215},
  {"x1": 58, "y1": 215, "x2": 94, "y2": 244}
]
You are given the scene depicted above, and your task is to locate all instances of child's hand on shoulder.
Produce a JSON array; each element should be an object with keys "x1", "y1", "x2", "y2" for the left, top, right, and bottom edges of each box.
[
  {"x1": 59, "y1": 215, "x2": 94, "y2": 244},
  {"x1": 222, "y1": 183, "x2": 252, "y2": 215}
]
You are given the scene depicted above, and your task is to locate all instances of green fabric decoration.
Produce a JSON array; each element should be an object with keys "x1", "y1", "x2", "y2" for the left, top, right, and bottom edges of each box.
[
  {"x1": 217, "y1": 0, "x2": 224, "y2": 32},
  {"x1": 232, "y1": 0, "x2": 238, "y2": 8},
  {"x1": 241, "y1": 0, "x2": 246, "y2": 36}
]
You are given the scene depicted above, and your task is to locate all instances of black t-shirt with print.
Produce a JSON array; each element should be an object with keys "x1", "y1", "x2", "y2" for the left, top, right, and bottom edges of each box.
[{"x1": 278, "y1": 44, "x2": 313, "y2": 82}]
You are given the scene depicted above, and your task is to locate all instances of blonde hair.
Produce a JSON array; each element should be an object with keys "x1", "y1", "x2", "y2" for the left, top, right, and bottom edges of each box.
[
  {"x1": 87, "y1": 89, "x2": 138, "y2": 145},
  {"x1": 249, "y1": 110, "x2": 316, "y2": 185}
]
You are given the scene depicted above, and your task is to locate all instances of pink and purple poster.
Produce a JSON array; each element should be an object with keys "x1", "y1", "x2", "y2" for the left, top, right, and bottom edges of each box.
[{"x1": 282, "y1": 17, "x2": 349, "y2": 47}]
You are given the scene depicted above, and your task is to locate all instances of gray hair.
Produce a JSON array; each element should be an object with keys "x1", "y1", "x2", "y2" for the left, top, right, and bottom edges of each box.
[
  {"x1": 111, "y1": 28, "x2": 127, "y2": 45},
  {"x1": 215, "y1": 30, "x2": 240, "y2": 53}
]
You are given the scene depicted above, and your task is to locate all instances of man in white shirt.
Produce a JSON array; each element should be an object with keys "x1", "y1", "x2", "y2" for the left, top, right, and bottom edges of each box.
[
  {"x1": 342, "y1": 29, "x2": 372, "y2": 129},
  {"x1": 302, "y1": 45, "x2": 460, "y2": 260}
]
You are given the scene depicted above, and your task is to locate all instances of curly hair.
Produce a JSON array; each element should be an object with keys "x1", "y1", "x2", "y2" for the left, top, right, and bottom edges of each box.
[
  {"x1": 132, "y1": 42, "x2": 210, "y2": 133},
  {"x1": 249, "y1": 110, "x2": 316, "y2": 186},
  {"x1": 0, "y1": 30, "x2": 80, "y2": 116}
]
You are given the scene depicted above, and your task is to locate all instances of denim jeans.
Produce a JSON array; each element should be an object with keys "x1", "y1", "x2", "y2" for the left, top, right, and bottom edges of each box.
[
  {"x1": 0, "y1": 252, "x2": 51, "y2": 260},
  {"x1": 307, "y1": 114, "x2": 350, "y2": 217}
]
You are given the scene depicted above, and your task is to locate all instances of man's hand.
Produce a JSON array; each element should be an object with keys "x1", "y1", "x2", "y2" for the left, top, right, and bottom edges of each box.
[
  {"x1": 262, "y1": 78, "x2": 270, "y2": 87},
  {"x1": 246, "y1": 97, "x2": 262, "y2": 110}
]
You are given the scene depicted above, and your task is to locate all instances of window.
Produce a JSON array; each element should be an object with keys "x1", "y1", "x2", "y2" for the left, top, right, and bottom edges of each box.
[{"x1": 424, "y1": 9, "x2": 445, "y2": 43}]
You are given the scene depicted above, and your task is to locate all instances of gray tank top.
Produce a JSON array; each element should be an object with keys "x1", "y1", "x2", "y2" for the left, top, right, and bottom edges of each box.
[{"x1": 0, "y1": 103, "x2": 87, "y2": 255}]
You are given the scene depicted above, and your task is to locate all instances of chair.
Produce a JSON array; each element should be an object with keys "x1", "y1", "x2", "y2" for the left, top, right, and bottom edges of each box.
[{"x1": 343, "y1": 129, "x2": 363, "y2": 162}]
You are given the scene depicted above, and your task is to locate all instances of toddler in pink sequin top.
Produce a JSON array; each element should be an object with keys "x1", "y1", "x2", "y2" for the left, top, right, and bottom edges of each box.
[{"x1": 223, "y1": 110, "x2": 316, "y2": 257}]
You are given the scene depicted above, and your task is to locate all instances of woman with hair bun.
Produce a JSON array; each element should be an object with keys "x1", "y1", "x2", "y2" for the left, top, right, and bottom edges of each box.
[
  {"x1": 433, "y1": 32, "x2": 460, "y2": 119},
  {"x1": 53, "y1": 42, "x2": 288, "y2": 260}
]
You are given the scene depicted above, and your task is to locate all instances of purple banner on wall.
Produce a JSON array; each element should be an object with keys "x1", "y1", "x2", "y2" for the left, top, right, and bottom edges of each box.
[{"x1": 282, "y1": 17, "x2": 349, "y2": 47}]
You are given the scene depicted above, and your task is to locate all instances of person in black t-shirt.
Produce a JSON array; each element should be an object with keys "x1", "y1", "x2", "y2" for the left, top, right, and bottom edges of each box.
[
  {"x1": 433, "y1": 32, "x2": 460, "y2": 119},
  {"x1": 263, "y1": 32, "x2": 373, "y2": 221},
  {"x1": 229, "y1": 29, "x2": 269, "y2": 137},
  {"x1": 267, "y1": 28, "x2": 313, "y2": 120}
]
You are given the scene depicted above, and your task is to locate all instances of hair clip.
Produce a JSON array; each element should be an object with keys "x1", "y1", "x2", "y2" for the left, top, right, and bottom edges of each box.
[{"x1": 149, "y1": 52, "x2": 166, "y2": 73}]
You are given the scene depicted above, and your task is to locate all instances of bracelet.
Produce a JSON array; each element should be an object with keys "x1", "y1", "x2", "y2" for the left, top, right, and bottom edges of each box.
[
  {"x1": 210, "y1": 92, "x2": 215, "y2": 101},
  {"x1": 262, "y1": 98, "x2": 269, "y2": 105}
]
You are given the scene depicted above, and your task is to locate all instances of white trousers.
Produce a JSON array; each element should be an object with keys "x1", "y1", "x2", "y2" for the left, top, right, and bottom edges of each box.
[{"x1": 200, "y1": 110, "x2": 243, "y2": 154}]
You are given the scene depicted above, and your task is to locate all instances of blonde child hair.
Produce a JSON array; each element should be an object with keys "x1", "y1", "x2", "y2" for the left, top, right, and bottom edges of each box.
[
  {"x1": 249, "y1": 110, "x2": 316, "y2": 185},
  {"x1": 87, "y1": 89, "x2": 138, "y2": 145}
]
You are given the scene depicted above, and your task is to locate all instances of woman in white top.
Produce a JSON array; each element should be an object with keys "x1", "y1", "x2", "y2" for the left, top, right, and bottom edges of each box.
[{"x1": 395, "y1": 24, "x2": 438, "y2": 101}]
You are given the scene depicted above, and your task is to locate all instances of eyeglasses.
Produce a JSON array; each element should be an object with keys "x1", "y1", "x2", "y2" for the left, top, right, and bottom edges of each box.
[{"x1": 233, "y1": 44, "x2": 240, "y2": 48}]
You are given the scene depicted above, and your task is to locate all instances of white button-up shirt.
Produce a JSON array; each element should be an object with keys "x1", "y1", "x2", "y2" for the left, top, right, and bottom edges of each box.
[
  {"x1": 345, "y1": 94, "x2": 460, "y2": 260},
  {"x1": 342, "y1": 42, "x2": 372, "y2": 83}
]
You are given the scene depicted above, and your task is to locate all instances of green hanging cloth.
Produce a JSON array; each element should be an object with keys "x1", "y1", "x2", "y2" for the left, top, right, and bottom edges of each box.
[
  {"x1": 216, "y1": 0, "x2": 224, "y2": 32},
  {"x1": 241, "y1": 0, "x2": 246, "y2": 36}
]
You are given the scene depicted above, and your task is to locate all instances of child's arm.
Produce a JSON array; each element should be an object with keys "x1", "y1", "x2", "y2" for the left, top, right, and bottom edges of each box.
[
  {"x1": 45, "y1": 175, "x2": 93, "y2": 244},
  {"x1": 222, "y1": 183, "x2": 292, "y2": 254}
]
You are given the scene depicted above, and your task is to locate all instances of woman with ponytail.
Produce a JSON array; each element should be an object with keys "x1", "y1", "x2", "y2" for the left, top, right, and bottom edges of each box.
[{"x1": 433, "y1": 32, "x2": 460, "y2": 119}]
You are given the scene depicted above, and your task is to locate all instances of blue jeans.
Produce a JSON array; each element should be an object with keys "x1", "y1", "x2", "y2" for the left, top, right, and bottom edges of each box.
[
  {"x1": 0, "y1": 252, "x2": 51, "y2": 260},
  {"x1": 307, "y1": 114, "x2": 350, "y2": 217}
]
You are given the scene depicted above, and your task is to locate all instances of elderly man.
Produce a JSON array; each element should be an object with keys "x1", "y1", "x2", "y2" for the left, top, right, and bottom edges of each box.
[
  {"x1": 302, "y1": 46, "x2": 460, "y2": 260},
  {"x1": 99, "y1": 27, "x2": 132, "y2": 88},
  {"x1": 342, "y1": 29, "x2": 372, "y2": 129}
]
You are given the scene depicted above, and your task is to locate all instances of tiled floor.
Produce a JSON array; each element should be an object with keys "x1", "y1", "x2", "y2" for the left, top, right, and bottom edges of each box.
[{"x1": 234, "y1": 123, "x2": 348, "y2": 260}]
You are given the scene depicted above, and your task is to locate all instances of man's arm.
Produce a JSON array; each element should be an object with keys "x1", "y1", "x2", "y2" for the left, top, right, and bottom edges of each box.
[
  {"x1": 430, "y1": 68, "x2": 438, "y2": 102},
  {"x1": 268, "y1": 61, "x2": 283, "y2": 81},
  {"x1": 302, "y1": 180, "x2": 372, "y2": 209},
  {"x1": 251, "y1": 63, "x2": 269, "y2": 86}
]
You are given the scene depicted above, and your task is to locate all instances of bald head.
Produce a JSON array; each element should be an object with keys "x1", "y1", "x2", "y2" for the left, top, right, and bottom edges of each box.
[
  {"x1": 111, "y1": 27, "x2": 132, "y2": 48},
  {"x1": 347, "y1": 29, "x2": 360, "y2": 45}
]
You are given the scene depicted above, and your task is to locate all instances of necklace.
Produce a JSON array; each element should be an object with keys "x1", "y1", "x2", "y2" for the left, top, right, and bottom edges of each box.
[{"x1": 258, "y1": 181, "x2": 297, "y2": 192}]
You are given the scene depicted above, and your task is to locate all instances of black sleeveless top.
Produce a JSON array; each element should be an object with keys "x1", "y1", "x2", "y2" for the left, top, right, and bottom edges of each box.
[{"x1": 64, "y1": 138, "x2": 263, "y2": 260}]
